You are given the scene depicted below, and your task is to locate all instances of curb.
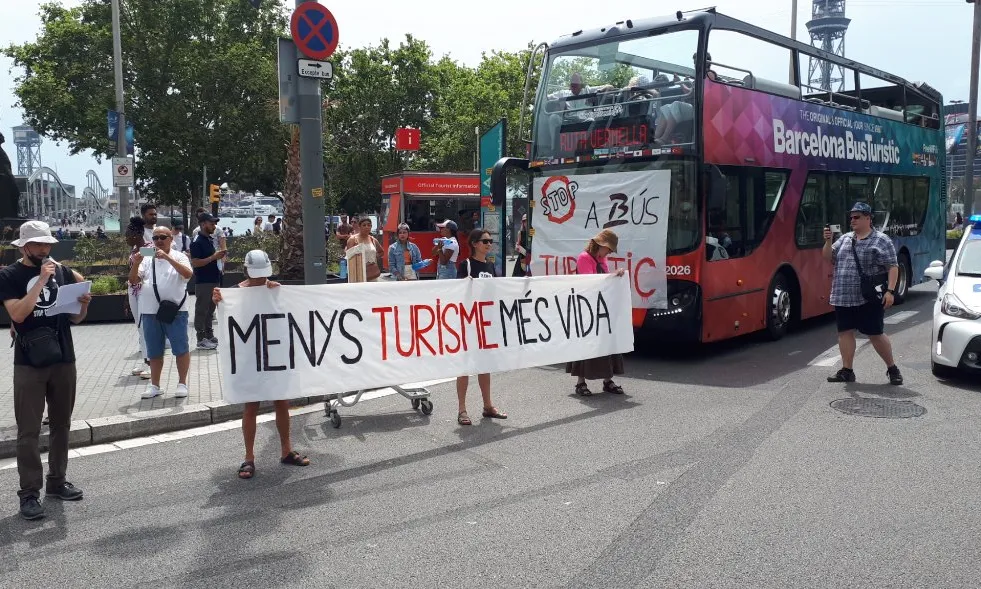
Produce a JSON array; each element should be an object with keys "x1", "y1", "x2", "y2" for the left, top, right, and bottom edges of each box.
[{"x1": 0, "y1": 396, "x2": 329, "y2": 460}]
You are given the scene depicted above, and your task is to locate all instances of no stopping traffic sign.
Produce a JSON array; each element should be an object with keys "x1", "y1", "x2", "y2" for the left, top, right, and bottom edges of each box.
[{"x1": 290, "y1": 3, "x2": 339, "y2": 61}]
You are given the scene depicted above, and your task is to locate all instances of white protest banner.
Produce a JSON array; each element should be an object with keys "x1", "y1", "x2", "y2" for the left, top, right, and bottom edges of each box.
[
  {"x1": 216, "y1": 274, "x2": 634, "y2": 403},
  {"x1": 531, "y1": 169, "x2": 671, "y2": 309}
]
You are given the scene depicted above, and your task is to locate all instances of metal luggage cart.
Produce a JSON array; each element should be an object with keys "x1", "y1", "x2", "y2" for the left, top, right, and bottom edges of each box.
[{"x1": 323, "y1": 384, "x2": 434, "y2": 428}]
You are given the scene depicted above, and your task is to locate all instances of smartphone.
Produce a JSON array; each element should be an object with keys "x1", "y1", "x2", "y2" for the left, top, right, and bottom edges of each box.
[
  {"x1": 829, "y1": 224, "x2": 842, "y2": 234},
  {"x1": 139, "y1": 247, "x2": 155, "y2": 257}
]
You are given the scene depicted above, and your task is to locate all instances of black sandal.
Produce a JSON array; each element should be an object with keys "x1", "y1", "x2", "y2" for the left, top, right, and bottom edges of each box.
[
  {"x1": 238, "y1": 461, "x2": 255, "y2": 479},
  {"x1": 603, "y1": 380, "x2": 624, "y2": 394},
  {"x1": 575, "y1": 382, "x2": 592, "y2": 396},
  {"x1": 482, "y1": 406, "x2": 508, "y2": 419},
  {"x1": 280, "y1": 451, "x2": 310, "y2": 466}
]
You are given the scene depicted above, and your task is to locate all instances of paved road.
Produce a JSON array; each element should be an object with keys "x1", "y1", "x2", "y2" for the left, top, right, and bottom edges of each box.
[{"x1": 1, "y1": 283, "x2": 979, "y2": 588}]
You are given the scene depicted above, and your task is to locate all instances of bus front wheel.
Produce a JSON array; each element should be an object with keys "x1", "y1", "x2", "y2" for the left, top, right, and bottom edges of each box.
[
  {"x1": 766, "y1": 273, "x2": 792, "y2": 341},
  {"x1": 894, "y1": 252, "x2": 911, "y2": 304}
]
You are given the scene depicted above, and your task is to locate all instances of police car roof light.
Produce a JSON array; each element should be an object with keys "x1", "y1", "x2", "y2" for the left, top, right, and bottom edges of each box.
[{"x1": 970, "y1": 214, "x2": 981, "y2": 224}]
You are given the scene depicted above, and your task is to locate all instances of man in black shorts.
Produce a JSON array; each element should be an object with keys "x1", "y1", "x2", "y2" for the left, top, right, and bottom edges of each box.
[{"x1": 822, "y1": 202, "x2": 903, "y2": 385}]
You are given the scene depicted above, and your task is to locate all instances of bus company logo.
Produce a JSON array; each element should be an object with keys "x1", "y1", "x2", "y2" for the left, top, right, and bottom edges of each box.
[
  {"x1": 574, "y1": 104, "x2": 624, "y2": 121},
  {"x1": 540, "y1": 176, "x2": 578, "y2": 224}
]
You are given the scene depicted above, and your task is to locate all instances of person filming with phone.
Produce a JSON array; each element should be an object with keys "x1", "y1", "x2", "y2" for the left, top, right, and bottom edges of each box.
[
  {"x1": 129, "y1": 227, "x2": 193, "y2": 399},
  {"x1": 822, "y1": 202, "x2": 903, "y2": 385},
  {"x1": 190, "y1": 213, "x2": 226, "y2": 349}
]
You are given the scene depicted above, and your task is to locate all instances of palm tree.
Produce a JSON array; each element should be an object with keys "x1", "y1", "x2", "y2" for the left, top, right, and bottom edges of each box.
[{"x1": 278, "y1": 126, "x2": 304, "y2": 279}]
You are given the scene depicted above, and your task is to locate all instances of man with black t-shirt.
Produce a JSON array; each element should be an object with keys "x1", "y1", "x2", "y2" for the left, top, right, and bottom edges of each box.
[{"x1": 0, "y1": 221, "x2": 91, "y2": 520}]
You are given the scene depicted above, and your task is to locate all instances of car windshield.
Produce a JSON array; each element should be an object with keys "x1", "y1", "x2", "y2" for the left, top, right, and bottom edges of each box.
[
  {"x1": 533, "y1": 29, "x2": 701, "y2": 161},
  {"x1": 957, "y1": 238, "x2": 981, "y2": 275}
]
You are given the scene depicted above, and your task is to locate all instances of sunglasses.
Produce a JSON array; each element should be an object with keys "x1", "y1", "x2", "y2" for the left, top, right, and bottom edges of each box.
[
  {"x1": 849, "y1": 215, "x2": 863, "y2": 221},
  {"x1": 151, "y1": 235, "x2": 170, "y2": 241},
  {"x1": 477, "y1": 239, "x2": 494, "y2": 245}
]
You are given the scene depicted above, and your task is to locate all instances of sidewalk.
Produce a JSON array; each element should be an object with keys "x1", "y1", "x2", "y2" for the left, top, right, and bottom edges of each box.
[{"x1": 0, "y1": 301, "x2": 333, "y2": 458}]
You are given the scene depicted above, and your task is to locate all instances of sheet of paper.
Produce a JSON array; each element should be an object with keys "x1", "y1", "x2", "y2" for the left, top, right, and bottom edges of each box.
[{"x1": 48, "y1": 281, "x2": 92, "y2": 316}]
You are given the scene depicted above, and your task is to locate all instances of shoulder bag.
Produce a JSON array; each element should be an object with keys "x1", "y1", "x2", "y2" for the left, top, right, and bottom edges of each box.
[
  {"x1": 17, "y1": 264, "x2": 66, "y2": 367},
  {"x1": 849, "y1": 236, "x2": 889, "y2": 304},
  {"x1": 153, "y1": 258, "x2": 187, "y2": 324}
]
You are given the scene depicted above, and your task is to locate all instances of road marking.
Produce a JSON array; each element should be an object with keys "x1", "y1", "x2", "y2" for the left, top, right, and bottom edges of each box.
[
  {"x1": 808, "y1": 341, "x2": 869, "y2": 367},
  {"x1": 884, "y1": 310, "x2": 919, "y2": 325},
  {"x1": 0, "y1": 378, "x2": 455, "y2": 471}
]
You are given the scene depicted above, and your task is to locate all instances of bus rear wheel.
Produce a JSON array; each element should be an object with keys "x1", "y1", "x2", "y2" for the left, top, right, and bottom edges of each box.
[
  {"x1": 894, "y1": 252, "x2": 911, "y2": 304},
  {"x1": 766, "y1": 273, "x2": 792, "y2": 341}
]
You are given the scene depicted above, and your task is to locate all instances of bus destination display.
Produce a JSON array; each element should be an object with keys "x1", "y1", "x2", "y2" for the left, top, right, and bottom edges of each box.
[{"x1": 558, "y1": 119, "x2": 650, "y2": 158}]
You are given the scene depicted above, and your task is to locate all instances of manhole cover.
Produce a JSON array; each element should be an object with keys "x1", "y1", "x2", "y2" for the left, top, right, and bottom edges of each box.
[{"x1": 830, "y1": 398, "x2": 927, "y2": 419}]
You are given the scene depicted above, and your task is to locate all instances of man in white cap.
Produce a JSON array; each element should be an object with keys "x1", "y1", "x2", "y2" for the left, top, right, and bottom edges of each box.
[
  {"x1": 212, "y1": 250, "x2": 310, "y2": 479},
  {"x1": 0, "y1": 221, "x2": 91, "y2": 520}
]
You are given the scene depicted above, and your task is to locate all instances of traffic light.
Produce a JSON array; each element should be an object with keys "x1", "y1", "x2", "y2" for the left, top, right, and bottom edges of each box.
[{"x1": 209, "y1": 184, "x2": 220, "y2": 203}]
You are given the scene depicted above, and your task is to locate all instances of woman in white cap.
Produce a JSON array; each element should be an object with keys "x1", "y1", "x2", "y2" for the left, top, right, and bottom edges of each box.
[{"x1": 212, "y1": 249, "x2": 310, "y2": 479}]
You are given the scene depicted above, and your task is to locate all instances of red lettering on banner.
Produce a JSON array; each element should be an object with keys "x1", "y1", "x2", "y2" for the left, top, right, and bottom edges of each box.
[
  {"x1": 372, "y1": 306, "x2": 392, "y2": 360},
  {"x1": 477, "y1": 301, "x2": 498, "y2": 350},
  {"x1": 394, "y1": 306, "x2": 415, "y2": 358},
  {"x1": 634, "y1": 257, "x2": 657, "y2": 298},
  {"x1": 442, "y1": 303, "x2": 461, "y2": 353},
  {"x1": 414, "y1": 304, "x2": 438, "y2": 356},
  {"x1": 460, "y1": 302, "x2": 481, "y2": 351}
]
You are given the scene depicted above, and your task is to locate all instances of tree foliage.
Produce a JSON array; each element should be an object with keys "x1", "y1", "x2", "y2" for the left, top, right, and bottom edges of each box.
[{"x1": 5, "y1": 0, "x2": 289, "y2": 206}]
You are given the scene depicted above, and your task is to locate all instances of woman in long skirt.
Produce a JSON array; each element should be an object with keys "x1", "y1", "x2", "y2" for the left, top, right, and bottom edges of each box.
[{"x1": 566, "y1": 229, "x2": 627, "y2": 396}]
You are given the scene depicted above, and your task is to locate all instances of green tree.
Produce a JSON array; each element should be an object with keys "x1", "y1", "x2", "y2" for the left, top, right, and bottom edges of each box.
[{"x1": 5, "y1": 0, "x2": 289, "y2": 210}]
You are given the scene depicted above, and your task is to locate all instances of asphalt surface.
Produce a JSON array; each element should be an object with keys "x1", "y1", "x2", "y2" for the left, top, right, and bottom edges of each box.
[{"x1": 0, "y1": 282, "x2": 979, "y2": 588}]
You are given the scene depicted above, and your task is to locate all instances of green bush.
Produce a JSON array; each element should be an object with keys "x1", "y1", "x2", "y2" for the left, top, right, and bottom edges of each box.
[
  {"x1": 90, "y1": 276, "x2": 124, "y2": 296},
  {"x1": 947, "y1": 229, "x2": 964, "y2": 240}
]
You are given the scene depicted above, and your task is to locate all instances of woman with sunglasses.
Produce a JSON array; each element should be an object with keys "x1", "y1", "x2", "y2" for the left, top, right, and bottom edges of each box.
[
  {"x1": 567, "y1": 229, "x2": 627, "y2": 396},
  {"x1": 455, "y1": 229, "x2": 507, "y2": 425},
  {"x1": 388, "y1": 223, "x2": 423, "y2": 280}
]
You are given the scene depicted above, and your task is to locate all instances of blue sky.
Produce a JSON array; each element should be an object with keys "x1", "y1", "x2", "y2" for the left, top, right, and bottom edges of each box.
[{"x1": 1, "y1": 0, "x2": 973, "y2": 193}]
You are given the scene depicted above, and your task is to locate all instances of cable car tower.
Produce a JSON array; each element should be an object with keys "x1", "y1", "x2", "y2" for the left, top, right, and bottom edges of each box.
[
  {"x1": 806, "y1": 0, "x2": 851, "y2": 91},
  {"x1": 12, "y1": 125, "x2": 42, "y2": 176}
]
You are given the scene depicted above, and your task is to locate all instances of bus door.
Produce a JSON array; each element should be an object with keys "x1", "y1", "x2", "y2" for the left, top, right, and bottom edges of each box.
[{"x1": 700, "y1": 166, "x2": 790, "y2": 341}]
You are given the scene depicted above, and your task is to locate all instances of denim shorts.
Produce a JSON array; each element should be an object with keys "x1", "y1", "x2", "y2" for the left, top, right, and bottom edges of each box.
[
  {"x1": 142, "y1": 312, "x2": 190, "y2": 358},
  {"x1": 436, "y1": 263, "x2": 457, "y2": 280}
]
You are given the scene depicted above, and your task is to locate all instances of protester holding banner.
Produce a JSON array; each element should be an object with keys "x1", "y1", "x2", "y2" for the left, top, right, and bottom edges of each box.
[
  {"x1": 388, "y1": 223, "x2": 423, "y2": 281},
  {"x1": 567, "y1": 229, "x2": 627, "y2": 396},
  {"x1": 455, "y1": 229, "x2": 507, "y2": 425},
  {"x1": 129, "y1": 227, "x2": 193, "y2": 400},
  {"x1": 346, "y1": 217, "x2": 384, "y2": 282},
  {"x1": 212, "y1": 249, "x2": 310, "y2": 479}
]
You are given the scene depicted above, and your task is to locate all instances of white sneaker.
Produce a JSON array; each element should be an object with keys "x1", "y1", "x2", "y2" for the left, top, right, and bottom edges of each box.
[
  {"x1": 197, "y1": 340, "x2": 218, "y2": 350},
  {"x1": 174, "y1": 384, "x2": 189, "y2": 398},
  {"x1": 132, "y1": 365, "x2": 146, "y2": 376},
  {"x1": 141, "y1": 384, "x2": 162, "y2": 399},
  {"x1": 139, "y1": 369, "x2": 152, "y2": 380}
]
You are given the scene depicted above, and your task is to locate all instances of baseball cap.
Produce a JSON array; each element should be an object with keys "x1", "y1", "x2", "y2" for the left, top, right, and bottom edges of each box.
[
  {"x1": 12, "y1": 220, "x2": 58, "y2": 247},
  {"x1": 436, "y1": 220, "x2": 458, "y2": 232},
  {"x1": 198, "y1": 212, "x2": 220, "y2": 223},
  {"x1": 850, "y1": 202, "x2": 873, "y2": 215},
  {"x1": 243, "y1": 249, "x2": 273, "y2": 278}
]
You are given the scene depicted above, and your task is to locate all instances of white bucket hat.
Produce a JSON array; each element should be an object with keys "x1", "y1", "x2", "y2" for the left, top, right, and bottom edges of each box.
[
  {"x1": 11, "y1": 220, "x2": 58, "y2": 247},
  {"x1": 244, "y1": 249, "x2": 272, "y2": 278}
]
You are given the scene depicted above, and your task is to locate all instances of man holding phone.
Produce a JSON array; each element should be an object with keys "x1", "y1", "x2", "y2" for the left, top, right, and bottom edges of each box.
[
  {"x1": 189, "y1": 213, "x2": 225, "y2": 350},
  {"x1": 822, "y1": 202, "x2": 903, "y2": 385}
]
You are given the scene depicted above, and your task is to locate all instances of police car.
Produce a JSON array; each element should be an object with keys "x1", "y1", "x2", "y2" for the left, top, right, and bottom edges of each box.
[{"x1": 924, "y1": 215, "x2": 981, "y2": 377}]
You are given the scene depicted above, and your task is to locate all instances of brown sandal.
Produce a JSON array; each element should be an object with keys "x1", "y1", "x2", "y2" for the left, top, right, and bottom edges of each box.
[
  {"x1": 482, "y1": 407, "x2": 507, "y2": 419},
  {"x1": 238, "y1": 461, "x2": 255, "y2": 479},
  {"x1": 575, "y1": 382, "x2": 592, "y2": 396},
  {"x1": 458, "y1": 412, "x2": 472, "y2": 425}
]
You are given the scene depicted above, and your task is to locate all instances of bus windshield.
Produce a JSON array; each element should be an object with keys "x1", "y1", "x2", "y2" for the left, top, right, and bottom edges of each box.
[{"x1": 533, "y1": 29, "x2": 701, "y2": 161}]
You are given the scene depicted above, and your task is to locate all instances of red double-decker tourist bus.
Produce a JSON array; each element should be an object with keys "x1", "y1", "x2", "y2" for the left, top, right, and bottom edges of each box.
[
  {"x1": 379, "y1": 172, "x2": 481, "y2": 276},
  {"x1": 492, "y1": 8, "x2": 945, "y2": 343}
]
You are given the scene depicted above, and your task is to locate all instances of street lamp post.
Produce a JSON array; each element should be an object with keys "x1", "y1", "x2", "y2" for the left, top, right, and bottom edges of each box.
[
  {"x1": 111, "y1": 0, "x2": 129, "y2": 226},
  {"x1": 965, "y1": 0, "x2": 981, "y2": 217},
  {"x1": 789, "y1": 0, "x2": 798, "y2": 83}
]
